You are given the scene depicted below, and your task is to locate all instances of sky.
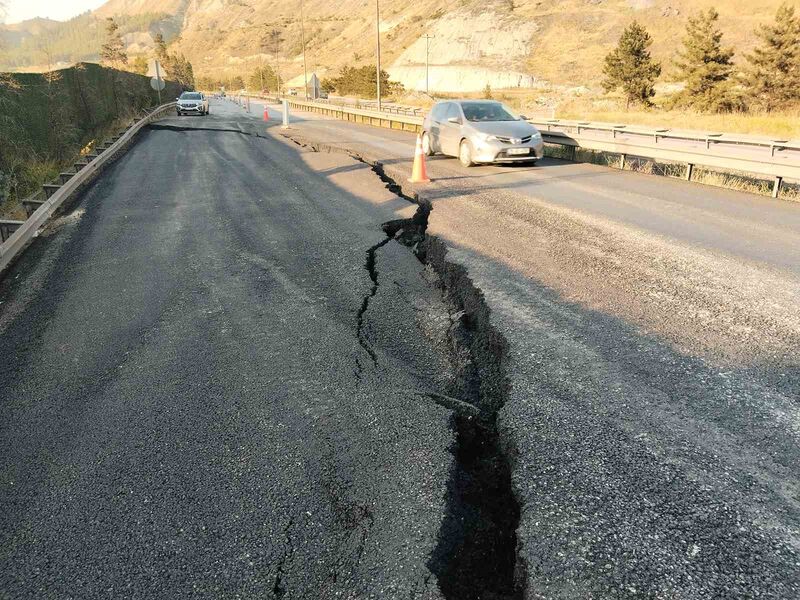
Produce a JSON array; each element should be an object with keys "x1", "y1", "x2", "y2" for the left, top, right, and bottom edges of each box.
[{"x1": 3, "y1": 0, "x2": 107, "y2": 24}]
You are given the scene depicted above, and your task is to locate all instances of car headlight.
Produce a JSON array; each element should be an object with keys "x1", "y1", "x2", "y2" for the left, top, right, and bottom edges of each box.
[
  {"x1": 484, "y1": 134, "x2": 498, "y2": 142},
  {"x1": 531, "y1": 131, "x2": 542, "y2": 139}
]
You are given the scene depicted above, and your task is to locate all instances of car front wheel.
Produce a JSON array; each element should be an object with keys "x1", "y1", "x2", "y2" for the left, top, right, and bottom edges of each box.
[
  {"x1": 459, "y1": 140, "x2": 474, "y2": 167},
  {"x1": 422, "y1": 132, "x2": 434, "y2": 156}
]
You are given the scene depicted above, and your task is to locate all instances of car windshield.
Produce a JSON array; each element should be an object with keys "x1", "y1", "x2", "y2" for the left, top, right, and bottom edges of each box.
[
  {"x1": 180, "y1": 93, "x2": 202, "y2": 100},
  {"x1": 460, "y1": 102, "x2": 518, "y2": 122}
]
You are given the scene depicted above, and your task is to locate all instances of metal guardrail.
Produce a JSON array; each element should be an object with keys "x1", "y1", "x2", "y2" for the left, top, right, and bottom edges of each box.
[
  {"x1": 0, "y1": 102, "x2": 176, "y2": 275},
  {"x1": 275, "y1": 98, "x2": 799, "y2": 197},
  {"x1": 531, "y1": 120, "x2": 800, "y2": 197},
  {"x1": 314, "y1": 97, "x2": 424, "y2": 117},
  {"x1": 284, "y1": 98, "x2": 424, "y2": 133}
]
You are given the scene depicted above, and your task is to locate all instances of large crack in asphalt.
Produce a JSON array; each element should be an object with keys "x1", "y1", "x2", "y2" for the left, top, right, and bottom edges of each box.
[
  {"x1": 388, "y1": 212, "x2": 522, "y2": 600},
  {"x1": 359, "y1": 169, "x2": 522, "y2": 598},
  {"x1": 354, "y1": 235, "x2": 393, "y2": 379},
  {"x1": 288, "y1": 133, "x2": 523, "y2": 598},
  {"x1": 148, "y1": 123, "x2": 263, "y2": 136}
]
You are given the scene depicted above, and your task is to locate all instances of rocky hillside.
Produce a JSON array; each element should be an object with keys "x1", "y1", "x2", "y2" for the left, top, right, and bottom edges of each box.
[{"x1": 2, "y1": 0, "x2": 790, "y2": 90}]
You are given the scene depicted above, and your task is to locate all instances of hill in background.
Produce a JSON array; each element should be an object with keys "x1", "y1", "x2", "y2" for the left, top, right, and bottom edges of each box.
[{"x1": 1, "y1": 0, "x2": 791, "y2": 91}]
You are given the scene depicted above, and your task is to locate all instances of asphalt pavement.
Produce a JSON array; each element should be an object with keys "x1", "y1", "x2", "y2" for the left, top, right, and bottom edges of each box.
[
  {"x1": 262, "y1": 102, "x2": 800, "y2": 274},
  {"x1": 0, "y1": 100, "x2": 467, "y2": 598},
  {"x1": 262, "y1": 100, "x2": 800, "y2": 598},
  {"x1": 2, "y1": 97, "x2": 799, "y2": 599}
]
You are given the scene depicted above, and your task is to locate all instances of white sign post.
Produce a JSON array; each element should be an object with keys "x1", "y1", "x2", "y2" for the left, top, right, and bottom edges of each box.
[{"x1": 149, "y1": 60, "x2": 165, "y2": 104}]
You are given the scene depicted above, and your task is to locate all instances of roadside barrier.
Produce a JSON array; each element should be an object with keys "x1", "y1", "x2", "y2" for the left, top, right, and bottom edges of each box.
[
  {"x1": 283, "y1": 97, "x2": 423, "y2": 134},
  {"x1": 530, "y1": 120, "x2": 800, "y2": 198},
  {"x1": 271, "y1": 96, "x2": 799, "y2": 198},
  {"x1": 0, "y1": 102, "x2": 177, "y2": 276}
]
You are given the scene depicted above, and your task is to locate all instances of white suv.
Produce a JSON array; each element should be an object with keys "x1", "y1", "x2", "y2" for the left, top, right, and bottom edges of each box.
[{"x1": 176, "y1": 92, "x2": 209, "y2": 116}]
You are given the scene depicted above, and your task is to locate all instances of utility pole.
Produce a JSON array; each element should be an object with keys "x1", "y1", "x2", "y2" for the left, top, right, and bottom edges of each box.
[
  {"x1": 423, "y1": 34, "x2": 434, "y2": 95},
  {"x1": 259, "y1": 34, "x2": 270, "y2": 92},
  {"x1": 300, "y1": 0, "x2": 309, "y2": 100},
  {"x1": 375, "y1": 0, "x2": 381, "y2": 110},
  {"x1": 269, "y1": 28, "x2": 283, "y2": 96}
]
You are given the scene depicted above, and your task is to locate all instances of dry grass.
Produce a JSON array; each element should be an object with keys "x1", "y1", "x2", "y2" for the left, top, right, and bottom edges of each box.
[
  {"x1": 555, "y1": 104, "x2": 800, "y2": 140},
  {"x1": 0, "y1": 118, "x2": 131, "y2": 221},
  {"x1": 395, "y1": 89, "x2": 800, "y2": 140}
]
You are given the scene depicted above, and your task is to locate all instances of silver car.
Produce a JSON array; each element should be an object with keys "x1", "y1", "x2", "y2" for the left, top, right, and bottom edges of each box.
[
  {"x1": 176, "y1": 92, "x2": 209, "y2": 116},
  {"x1": 422, "y1": 100, "x2": 544, "y2": 167}
]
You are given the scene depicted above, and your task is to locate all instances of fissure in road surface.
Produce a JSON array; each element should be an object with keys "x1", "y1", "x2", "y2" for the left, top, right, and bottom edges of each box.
[
  {"x1": 414, "y1": 232, "x2": 522, "y2": 600},
  {"x1": 355, "y1": 235, "x2": 392, "y2": 374},
  {"x1": 298, "y1": 134, "x2": 523, "y2": 598},
  {"x1": 148, "y1": 124, "x2": 262, "y2": 137},
  {"x1": 380, "y1": 207, "x2": 522, "y2": 599}
]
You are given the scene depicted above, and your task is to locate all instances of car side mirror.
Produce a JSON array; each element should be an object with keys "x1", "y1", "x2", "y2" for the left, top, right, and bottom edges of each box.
[{"x1": 447, "y1": 116, "x2": 460, "y2": 124}]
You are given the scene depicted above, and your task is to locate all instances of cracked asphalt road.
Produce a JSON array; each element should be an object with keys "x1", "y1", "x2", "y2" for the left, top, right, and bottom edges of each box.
[
  {"x1": 271, "y1": 102, "x2": 800, "y2": 598},
  {"x1": 3, "y1": 96, "x2": 800, "y2": 599},
  {"x1": 0, "y1": 100, "x2": 462, "y2": 598}
]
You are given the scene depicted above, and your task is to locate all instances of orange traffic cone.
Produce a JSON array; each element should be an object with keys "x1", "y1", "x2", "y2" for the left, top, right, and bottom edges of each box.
[
  {"x1": 408, "y1": 135, "x2": 431, "y2": 183},
  {"x1": 263, "y1": 107, "x2": 270, "y2": 121}
]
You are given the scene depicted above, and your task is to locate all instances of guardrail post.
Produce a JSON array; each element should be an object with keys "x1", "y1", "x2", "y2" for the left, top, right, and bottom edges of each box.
[
  {"x1": 620, "y1": 154, "x2": 626, "y2": 169},
  {"x1": 772, "y1": 176, "x2": 783, "y2": 198},
  {"x1": 0, "y1": 220, "x2": 25, "y2": 243},
  {"x1": 686, "y1": 163, "x2": 694, "y2": 181},
  {"x1": 282, "y1": 100, "x2": 290, "y2": 129}
]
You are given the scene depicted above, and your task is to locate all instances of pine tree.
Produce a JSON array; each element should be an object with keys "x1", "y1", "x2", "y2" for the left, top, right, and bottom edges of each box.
[
  {"x1": 100, "y1": 18, "x2": 128, "y2": 115},
  {"x1": 152, "y1": 33, "x2": 168, "y2": 65},
  {"x1": 249, "y1": 65, "x2": 281, "y2": 92},
  {"x1": 743, "y1": 3, "x2": 800, "y2": 111},
  {"x1": 602, "y1": 21, "x2": 661, "y2": 109},
  {"x1": 149, "y1": 33, "x2": 194, "y2": 89},
  {"x1": 100, "y1": 18, "x2": 127, "y2": 68},
  {"x1": 169, "y1": 54, "x2": 195, "y2": 90},
  {"x1": 672, "y1": 8, "x2": 739, "y2": 112}
]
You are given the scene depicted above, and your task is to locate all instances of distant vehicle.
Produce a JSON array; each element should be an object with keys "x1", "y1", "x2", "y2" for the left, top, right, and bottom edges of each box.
[
  {"x1": 319, "y1": 90, "x2": 329, "y2": 100},
  {"x1": 289, "y1": 89, "x2": 298, "y2": 96},
  {"x1": 421, "y1": 100, "x2": 544, "y2": 167},
  {"x1": 176, "y1": 92, "x2": 209, "y2": 116}
]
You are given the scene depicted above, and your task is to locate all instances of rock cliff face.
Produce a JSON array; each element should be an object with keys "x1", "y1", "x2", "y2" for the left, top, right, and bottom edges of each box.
[
  {"x1": 3, "y1": 0, "x2": 790, "y2": 89},
  {"x1": 387, "y1": 9, "x2": 540, "y2": 92}
]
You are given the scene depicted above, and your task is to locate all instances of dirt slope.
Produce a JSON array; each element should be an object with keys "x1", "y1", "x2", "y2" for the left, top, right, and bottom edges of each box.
[{"x1": 3, "y1": 0, "x2": 791, "y2": 89}]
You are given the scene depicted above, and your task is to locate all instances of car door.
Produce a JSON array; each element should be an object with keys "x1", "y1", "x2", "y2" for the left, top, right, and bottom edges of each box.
[
  {"x1": 440, "y1": 103, "x2": 463, "y2": 156},
  {"x1": 428, "y1": 103, "x2": 448, "y2": 152}
]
